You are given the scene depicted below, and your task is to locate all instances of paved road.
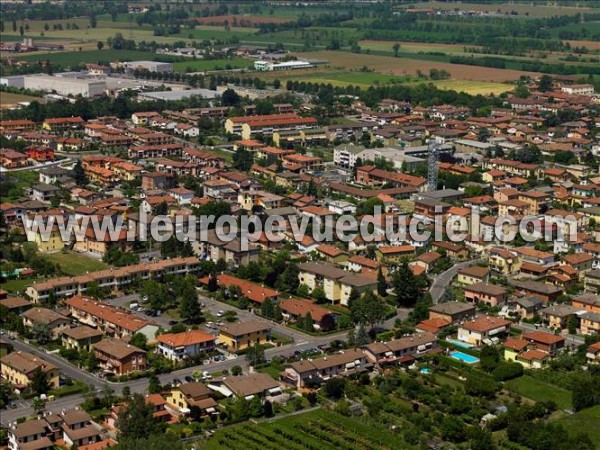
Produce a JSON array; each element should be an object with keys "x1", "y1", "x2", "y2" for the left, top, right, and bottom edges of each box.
[
  {"x1": 1, "y1": 158, "x2": 72, "y2": 173},
  {"x1": 429, "y1": 259, "x2": 483, "y2": 304}
]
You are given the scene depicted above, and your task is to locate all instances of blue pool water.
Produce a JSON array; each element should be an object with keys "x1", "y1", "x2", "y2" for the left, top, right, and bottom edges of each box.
[
  {"x1": 420, "y1": 368, "x2": 431, "y2": 374},
  {"x1": 450, "y1": 351, "x2": 480, "y2": 364},
  {"x1": 446, "y1": 338, "x2": 474, "y2": 349}
]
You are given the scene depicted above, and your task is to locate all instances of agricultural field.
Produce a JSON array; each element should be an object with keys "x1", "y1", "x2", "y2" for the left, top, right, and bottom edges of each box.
[
  {"x1": 555, "y1": 406, "x2": 600, "y2": 444},
  {"x1": 0, "y1": 92, "x2": 44, "y2": 109},
  {"x1": 505, "y1": 375, "x2": 572, "y2": 411},
  {"x1": 359, "y1": 40, "x2": 479, "y2": 55},
  {"x1": 195, "y1": 15, "x2": 293, "y2": 26},
  {"x1": 297, "y1": 50, "x2": 540, "y2": 82},
  {"x1": 15, "y1": 49, "x2": 155, "y2": 67},
  {"x1": 409, "y1": 79, "x2": 511, "y2": 95},
  {"x1": 202, "y1": 409, "x2": 407, "y2": 450}
]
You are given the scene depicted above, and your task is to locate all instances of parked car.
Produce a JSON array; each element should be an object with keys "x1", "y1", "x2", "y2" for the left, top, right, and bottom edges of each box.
[
  {"x1": 216, "y1": 310, "x2": 224, "y2": 318},
  {"x1": 184, "y1": 375, "x2": 194, "y2": 383},
  {"x1": 172, "y1": 378, "x2": 182, "y2": 386}
]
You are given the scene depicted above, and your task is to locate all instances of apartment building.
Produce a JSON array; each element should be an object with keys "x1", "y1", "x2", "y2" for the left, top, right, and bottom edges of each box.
[
  {"x1": 93, "y1": 338, "x2": 147, "y2": 375},
  {"x1": 1, "y1": 351, "x2": 60, "y2": 389}
]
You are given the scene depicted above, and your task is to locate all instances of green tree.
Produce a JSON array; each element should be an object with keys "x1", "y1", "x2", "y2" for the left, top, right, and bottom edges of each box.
[
  {"x1": 323, "y1": 378, "x2": 345, "y2": 399},
  {"x1": 311, "y1": 286, "x2": 327, "y2": 304},
  {"x1": 261, "y1": 298, "x2": 274, "y2": 318},
  {"x1": 245, "y1": 344, "x2": 265, "y2": 366},
  {"x1": 118, "y1": 393, "x2": 158, "y2": 439},
  {"x1": 376, "y1": 267, "x2": 387, "y2": 297},
  {"x1": 32, "y1": 396, "x2": 45, "y2": 413},
  {"x1": 73, "y1": 160, "x2": 88, "y2": 186},
  {"x1": 392, "y1": 42, "x2": 400, "y2": 57},
  {"x1": 231, "y1": 365, "x2": 242, "y2": 376},
  {"x1": 350, "y1": 290, "x2": 386, "y2": 331},
  {"x1": 538, "y1": 74, "x2": 553, "y2": 92},
  {"x1": 179, "y1": 292, "x2": 202, "y2": 323},
  {"x1": 30, "y1": 367, "x2": 50, "y2": 396},
  {"x1": 221, "y1": 88, "x2": 241, "y2": 107},
  {"x1": 31, "y1": 323, "x2": 52, "y2": 344},
  {"x1": 303, "y1": 312, "x2": 314, "y2": 332},
  {"x1": 147, "y1": 374, "x2": 161, "y2": 394},
  {"x1": 276, "y1": 262, "x2": 300, "y2": 294},
  {"x1": 130, "y1": 333, "x2": 147, "y2": 350},
  {"x1": 392, "y1": 260, "x2": 424, "y2": 307},
  {"x1": 97, "y1": 41, "x2": 104, "y2": 50}
]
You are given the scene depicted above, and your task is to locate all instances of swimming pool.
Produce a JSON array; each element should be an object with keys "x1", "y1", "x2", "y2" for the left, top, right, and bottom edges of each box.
[
  {"x1": 420, "y1": 368, "x2": 431, "y2": 374},
  {"x1": 446, "y1": 338, "x2": 474, "y2": 349},
  {"x1": 450, "y1": 351, "x2": 480, "y2": 364}
]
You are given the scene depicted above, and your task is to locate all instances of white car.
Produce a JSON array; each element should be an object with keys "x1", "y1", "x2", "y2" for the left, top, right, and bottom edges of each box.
[{"x1": 216, "y1": 310, "x2": 224, "y2": 318}]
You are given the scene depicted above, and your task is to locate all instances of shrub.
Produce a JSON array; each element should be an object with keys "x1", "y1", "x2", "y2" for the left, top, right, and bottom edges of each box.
[{"x1": 492, "y1": 362, "x2": 524, "y2": 381}]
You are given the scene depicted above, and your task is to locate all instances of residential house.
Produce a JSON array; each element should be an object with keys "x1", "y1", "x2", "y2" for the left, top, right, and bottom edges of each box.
[
  {"x1": 511, "y1": 280, "x2": 563, "y2": 302},
  {"x1": 540, "y1": 304, "x2": 580, "y2": 331},
  {"x1": 457, "y1": 266, "x2": 491, "y2": 285},
  {"x1": 156, "y1": 330, "x2": 216, "y2": 362},
  {"x1": 218, "y1": 321, "x2": 271, "y2": 352},
  {"x1": 464, "y1": 282, "x2": 507, "y2": 307},
  {"x1": 375, "y1": 245, "x2": 416, "y2": 263},
  {"x1": 22, "y1": 307, "x2": 70, "y2": 339},
  {"x1": 1, "y1": 351, "x2": 60, "y2": 389},
  {"x1": 429, "y1": 302, "x2": 476, "y2": 323},
  {"x1": 208, "y1": 372, "x2": 282, "y2": 399},
  {"x1": 92, "y1": 338, "x2": 147, "y2": 376},
  {"x1": 522, "y1": 331, "x2": 565, "y2": 355},
  {"x1": 283, "y1": 349, "x2": 368, "y2": 389},
  {"x1": 61, "y1": 326, "x2": 103, "y2": 351},
  {"x1": 363, "y1": 333, "x2": 438, "y2": 368},
  {"x1": 580, "y1": 312, "x2": 600, "y2": 335},
  {"x1": 198, "y1": 274, "x2": 279, "y2": 306},
  {"x1": 65, "y1": 295, "x2": 159, "y2": 343},
  {"x1": 166, "y1": 382, "x2": 217, "y2": 414},
  {"x1": 571, "y1": 294, "x2": 600, "y2": 314},
  {"x1": 586, "y1": 342, "x2": 600, "y2": 364},
  {"x1": 61, "y1": 410, "x2": 101, "y2": 448},
  {"x1": 457, "y1": 316, "x2": 511, "y2": 346},
  {"x1": 279, "y1": 299, "x2": 340, "y2": 332}
]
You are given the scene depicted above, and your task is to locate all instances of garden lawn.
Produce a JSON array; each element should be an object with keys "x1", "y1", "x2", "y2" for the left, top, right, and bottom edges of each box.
[
  {"x1": 555, "y1": 405, "x2": 600, "y2": 445},
  {"x1": 0, "y1": 278, "x2": 42, "y2": 294},
  {"x1": 505, "y1": 375, "x2": 571, "y2": 410},
  {"x1": 42, "y1": 252, "x2": 110, "y2": 276}
]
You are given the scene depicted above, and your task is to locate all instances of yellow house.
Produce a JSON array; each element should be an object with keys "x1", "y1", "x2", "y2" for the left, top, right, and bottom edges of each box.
[
  {"x1": 218, "y1": 321, "x2": 271, "y2": 352},
  {"x1": 1, "y1": 351, "x2": 60, "y2": 389},
  {"x1": 165, "y1": 382, "x2": 216, "y2": 413},
  {"x1": 26, "y1": 227, "x2": 64, "y2": 253},
  {"x1": 488, "y1": 248, "x2": 520, "y2": 275},
  {"x1": 298, "y1": 262, "x2": 345, "y2": 303},
  {"x1": 503, "y1": 338, "x2": 529, "y2": 362},
  {"x1": 515, "y1": 350, "x2": 550, "y2": 369}
]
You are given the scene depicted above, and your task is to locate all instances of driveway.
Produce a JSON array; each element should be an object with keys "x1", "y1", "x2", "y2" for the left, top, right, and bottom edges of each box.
[{"x1": 429, "y1": 259, "x2": 483, "y2": 304}]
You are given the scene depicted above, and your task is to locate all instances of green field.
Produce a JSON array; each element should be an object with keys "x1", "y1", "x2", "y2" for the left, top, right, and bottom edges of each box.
[
  {"x1": 505, "y1": 375, "x2": 572, "y2": 410},
  {"x1": 556, "y1": 406, "x2": 600, "y2": 446},
  {"x1": 173, "y1": 58, "x2": 252, "y2": 72},
  {"x1": 202, "y1": 409, "x2": 407, "y2": 449},
  {"x1": 411, "y1": 79, "x2": 512, "y2": 95},
  {"x1": 42, "y1": 251, "x2": 110, "y2": 276},
  {"x1": 0, "y1": 278, "x2": 41, "y2": 294},
  {"x1": 16, "y1": 49, "x2": 155, "y2": 67}
]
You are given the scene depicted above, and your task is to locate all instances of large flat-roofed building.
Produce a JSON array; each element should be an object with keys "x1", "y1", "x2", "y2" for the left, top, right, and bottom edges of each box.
[
  {"x1": 23, "y1": 75, "x2": 106, "y2": 98},
  {"x1": 254, "y1": 60, "x2": 313, "y2": 71},
  {"x1": 123, "y1": 60, "x2": 173, "y2": 73}
]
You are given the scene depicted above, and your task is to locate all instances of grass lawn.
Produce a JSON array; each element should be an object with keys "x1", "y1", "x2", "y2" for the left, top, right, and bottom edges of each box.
[
  {"x1": 0, "y1": 278, "x2": 42, "y2": 294},
  {"x1": 173, "y1": 58, "x2": 252, "y2": 72},
  {"x1": 42, "y1": 251, "x2": 110, "y2": 276},
  {"x1": 1, "y1": 170, "x2": 39, "y2": 202},
  {"x1": 555, "y1": 405, "x2": 600, "y2": 445},
  {"x1": 505, "y1": 375, "x2": 572, "y2": 410}
]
